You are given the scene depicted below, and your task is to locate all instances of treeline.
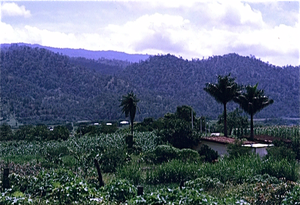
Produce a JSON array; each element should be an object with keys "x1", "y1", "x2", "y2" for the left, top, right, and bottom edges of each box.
[
  {"x1": 0, "y1": 45, "x2": 299, "y2": 125},
  {"x1": 0, "y1": 123, "x2": 70, "y2": 141}
]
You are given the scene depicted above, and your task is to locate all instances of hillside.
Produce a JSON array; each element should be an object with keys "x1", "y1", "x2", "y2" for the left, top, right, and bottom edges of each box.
[
  {"x1": 118, "y1": 54, "x2": 299, "y2": 119},
  {"x1": 0, "y1": 44, "x2": 299, "y2": 124}
]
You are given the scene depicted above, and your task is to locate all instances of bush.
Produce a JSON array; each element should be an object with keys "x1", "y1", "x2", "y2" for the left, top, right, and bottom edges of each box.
[
  {"x1": 98, "y1": 146, "x2": 129, "y2": 173},
  {"x1": 266, "y1": 145, "x2": 296, "y2": 162},
  {"x1": 185, "y1": 177, "x2": 224, "y2": 191},
  {"x1": 144, "y1": 145, "x2": 201, "y2": 164},
  {"x1": 246, "y1": 174, "x2": 280, "y2": 184},
  {"x1": 116, "y1": 164, "x2": 143, "y2": 185},
  {"x1": 0, "y1": 123, "x2": 13, "y2": 140},
  {"x1": 145, "y1": 160, "x2": 199, "y2": 184},
  {"x1": 227, "y1": 139, "x2": 252, "y2": 159},
  {"x1": 261, "y1": 158, "x2": 298, "y2": 181},
  {"x1": 178, "y1": 148, "x2": 200, "y2": 162},
  {"x1": 144, "y1": 145, "x2": 178, "y2": 164},
  {"x1": 8, "y1": 168, "x2": 97, "y2": 204},
  {"x1": 198, "y1": 144, "x2": 219, "y2": 162},
  {"x1": 129, "y1": 187, "x2": 219, "y2": 205},
  {"x1": 101, "y1": 179, "x2": 136, "y2": 203},
  {"x1": 282, "y1": 184, "x2": 300, "y2": 204}
]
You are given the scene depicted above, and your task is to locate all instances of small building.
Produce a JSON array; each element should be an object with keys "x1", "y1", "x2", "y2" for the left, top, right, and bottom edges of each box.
[
  {"x1": 242, "y1": 143, "x2": 274, "y2": 157},
  {"x1": 119, "y1": 120, "x2": 129, "y2": 127},
  {"x1": 194, "y1": 136, "x2": 273, "y2": 157}
]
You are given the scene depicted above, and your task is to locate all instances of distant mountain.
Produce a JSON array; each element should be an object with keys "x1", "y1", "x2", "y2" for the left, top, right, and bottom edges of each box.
[
  {"x1": 1, "y1": 43, "x2": 150, "y2": 63},
  {"x1": 0, "y1": 44, "x2": 299, "y2": 124}
]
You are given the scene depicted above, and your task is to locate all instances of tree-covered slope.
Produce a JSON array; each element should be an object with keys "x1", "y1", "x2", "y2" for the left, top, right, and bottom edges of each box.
[
  {"x1": 0, "y1": 45, "x2": 299, "y2": 124},
  {"x1": 0, "y1": 45, "x2": 133, "y2": 123},
  {"x1": 117, "y1": 54, "x2": 299, "y2": 119}
]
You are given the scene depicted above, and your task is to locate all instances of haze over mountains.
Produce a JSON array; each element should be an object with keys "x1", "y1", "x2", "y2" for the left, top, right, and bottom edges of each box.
[
  {"x1": 0, "y1": 43, "x2": 299, "y2": 125},
  {"x1": 0, "y1": 43, "x2": 150, "y2": 63}
]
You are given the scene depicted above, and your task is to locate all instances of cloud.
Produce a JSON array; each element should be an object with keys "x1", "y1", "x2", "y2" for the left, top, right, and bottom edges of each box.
[
  {"x1": 194, "y1": 2, "x2": 266, "y2": 30},
  {"x1": 1, "y1": 2, "x2": 31, "y2": 18},
  {"x1": 0, "y1": 1, "x2": 298, "y2": 66},
  {"x1": 105, "y1": 13, "x2": 191, "y2": 54}
]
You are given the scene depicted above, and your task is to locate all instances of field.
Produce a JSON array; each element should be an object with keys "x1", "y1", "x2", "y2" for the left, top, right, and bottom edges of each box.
[{"x1": 1, "y1": 126, "x2": 300, "y2": 204}]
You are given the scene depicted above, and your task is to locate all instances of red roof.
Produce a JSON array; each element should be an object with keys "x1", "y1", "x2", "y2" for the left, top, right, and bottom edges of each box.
[{"x1": 201, "y1": 136, "x2": 255, "y2": 144}]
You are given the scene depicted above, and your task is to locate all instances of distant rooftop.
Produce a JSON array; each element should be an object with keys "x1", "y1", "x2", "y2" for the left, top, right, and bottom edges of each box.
[{"x1": 201, "y1": 136, "x2": 255, "y2": 145}]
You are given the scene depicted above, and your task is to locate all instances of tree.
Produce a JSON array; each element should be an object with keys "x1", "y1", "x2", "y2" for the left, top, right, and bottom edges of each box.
[
  {"x1": 0, "y1": 123, "x2": 13, "y2": 140},
  {"x1": 158, "y1": 105, "x2": 199, "y2": 149},
  {"x1": 216, "y1": 108, "x2": 249, "y2": 136},
  {"x1": 120, "y1": 91, "x2": 139, "y2": 135},
  {"x1": 204, "y1": 74, "x2": 241, "y2": 137},
  {"x1": 235, "y1": 84, "x2": 274, "y2": 140}
]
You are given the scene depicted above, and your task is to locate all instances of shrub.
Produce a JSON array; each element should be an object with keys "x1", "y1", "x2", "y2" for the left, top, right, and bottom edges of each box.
[
  {"x1": 266, "y1": 145, "x2": 296, "y2": 162},
  {"x1": 145, "y1": 160, "x2": 199, "y2": 184},
  {"x1": 178, "y1": 148, "x2": 200, "y2": 162},
  {"x1": 197, "y1": 144, "x2": 219, "y2": 162},
  {"x1": 116, "y1": 164, "x2": 143, "y2": 185},
  {"x1": 101, "y1": 179, "x2": 136, "y2": 203},
  {"x1": 0, "y1": 123, "x2": 13, "y2": 140},
  {"x1": 144, "y1": 145, "x2": 178, "y2": 164},
  {"x1": 282, "y1": 184, "x2": 300, "y2": 204},
  {"x1": 261, "y1": 158, "x2": 298, "y2": 181},
  {"x1": 98, "y1": 146, "x2": 129, "y2": 173},
  {"x1": 8, "y1": 168, "x2": 97, "y2": 204},
  {"x1": 246, "y1": 174, "x2": 279, "y2": 184},
  {"x1": 227, "y1": 139, "x2": 252, "y2": 159},
  {"x1": 133, "y1": 132, "x2": 159, "y2": 153},
  {"x1": 185, "y1": 177, "x2": 224, "y2": 191},
  {"x1": 129, "y1": 187, "x2": 219, "y2": 205}
]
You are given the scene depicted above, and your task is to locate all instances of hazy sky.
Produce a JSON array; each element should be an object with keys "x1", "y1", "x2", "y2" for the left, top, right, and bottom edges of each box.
[{"x1": 1, "y1": 1, "x2": 299, "y2": 66}]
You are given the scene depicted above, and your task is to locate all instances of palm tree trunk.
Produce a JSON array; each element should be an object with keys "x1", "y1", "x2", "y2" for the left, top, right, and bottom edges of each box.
[
  {"x1": 250, "y1": 113, "x2": 254, "y2": 141},
  {"x1": 130, "y1": 120, "x2": 134, "y2": 135},
  {"x1": 224, "y1": 103, "x2": 227, "y2": 137}
]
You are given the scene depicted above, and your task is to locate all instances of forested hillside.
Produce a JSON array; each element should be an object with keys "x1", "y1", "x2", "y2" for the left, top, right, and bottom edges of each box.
[
  {"x1": 0, "y1": 45, "x2": 133, "y2": 124},
  {"x1": 0, "y1": 44, "x2": 299, "y2": 124},
  {"x1": 118, "y1": 54, "x2": 299, "y2": 120}
]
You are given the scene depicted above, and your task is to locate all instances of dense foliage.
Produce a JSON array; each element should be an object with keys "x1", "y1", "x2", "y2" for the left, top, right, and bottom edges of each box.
[
  {"x1": 0, "y1": 124, "x2": 70, "y2": 141},
  {"x1": 157, "y1": 105, "x2": 202, "y2": 148},
  {"x1": 1, "y1": 128, "x2": 300, "y2": 204},
  {"x1": 1, "y1": 45, "x2": 299, "y2": 125}
]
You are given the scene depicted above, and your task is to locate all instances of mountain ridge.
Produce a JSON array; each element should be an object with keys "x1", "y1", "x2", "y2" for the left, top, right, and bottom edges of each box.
[
  {"x1": 0, "y1": 44, "x2": 299, "y2": 124},
  {"x1": 0, "y1": 43, "x2": 150, "y2": 63}
]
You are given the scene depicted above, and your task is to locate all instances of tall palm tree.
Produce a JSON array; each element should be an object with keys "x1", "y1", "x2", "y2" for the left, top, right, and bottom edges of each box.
[
  {"x1": 235, "y1": 84, "x2": 274, "y2": 140},
  {"x1": 204, "y1": 74, "x2": 241, "y2": 137},
  {"x1": 120, "y1": 91, "x2": 139, "y2": 135}
]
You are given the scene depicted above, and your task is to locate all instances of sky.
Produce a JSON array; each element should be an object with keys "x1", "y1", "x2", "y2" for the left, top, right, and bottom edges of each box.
[{"x1": 0, "y1": 1, "x2": 299, "y2": 66}]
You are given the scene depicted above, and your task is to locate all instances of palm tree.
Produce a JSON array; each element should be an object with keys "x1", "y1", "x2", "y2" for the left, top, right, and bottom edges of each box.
[
  {"x1": 235, "y1": 84, "x2": 274, "y2": 140},
  {"x1": 204, "y1": 74, "x2": 241, "y2": 137},
  {"x1": 120, "y1": 91, "x2": 139, "y2": 135}
]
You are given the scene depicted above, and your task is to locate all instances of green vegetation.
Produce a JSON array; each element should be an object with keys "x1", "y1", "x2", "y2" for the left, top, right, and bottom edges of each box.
[
  {"x1": 120, "y1": 91, "x2": 139, "y2": 135},
  {"x1": 0, "y1": 44, "x2": 299, "y2": 204},
  {"x1": 1, "y1": 45, "x2": 299, "y2": 124},
  {"x1": 235, "y1": 83, "x2": 274, "y2": 140},
  {"x1": 1, "y1": 124, "x2": 300, "y2": 204},
  {"x1": 204, "y1": 74, "x2": 241, "y2": 137}
]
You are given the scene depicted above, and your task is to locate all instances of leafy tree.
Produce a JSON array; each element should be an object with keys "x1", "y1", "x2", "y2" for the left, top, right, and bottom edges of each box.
[
  {"x1": 235, "y1": 84, "x2": 274, "y2": 140},
  {"x1": 204, "y1": 74, "x2": 241, "y2": 137},
  {"x1": 0, "y1": 123, "x2": 13, "y2": 140},
  {"x1": 175, "y1": 105, "x2": 196, "y2": 122},
  {"x1": 14, "y1": 125, "x2": 35, "y2": 140},
  {"x1": 120, "y1": 91, "x2": 139, "y2": 135},
  {"x1": 159, "y1": 105, "x2": 200, "y2": 149},
  {"x1": 216, "y1": 108, "x2": 249, "y2": 136},
  {"x1": 51, "y1": 125, "x2": 70, "y2": 140}
]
